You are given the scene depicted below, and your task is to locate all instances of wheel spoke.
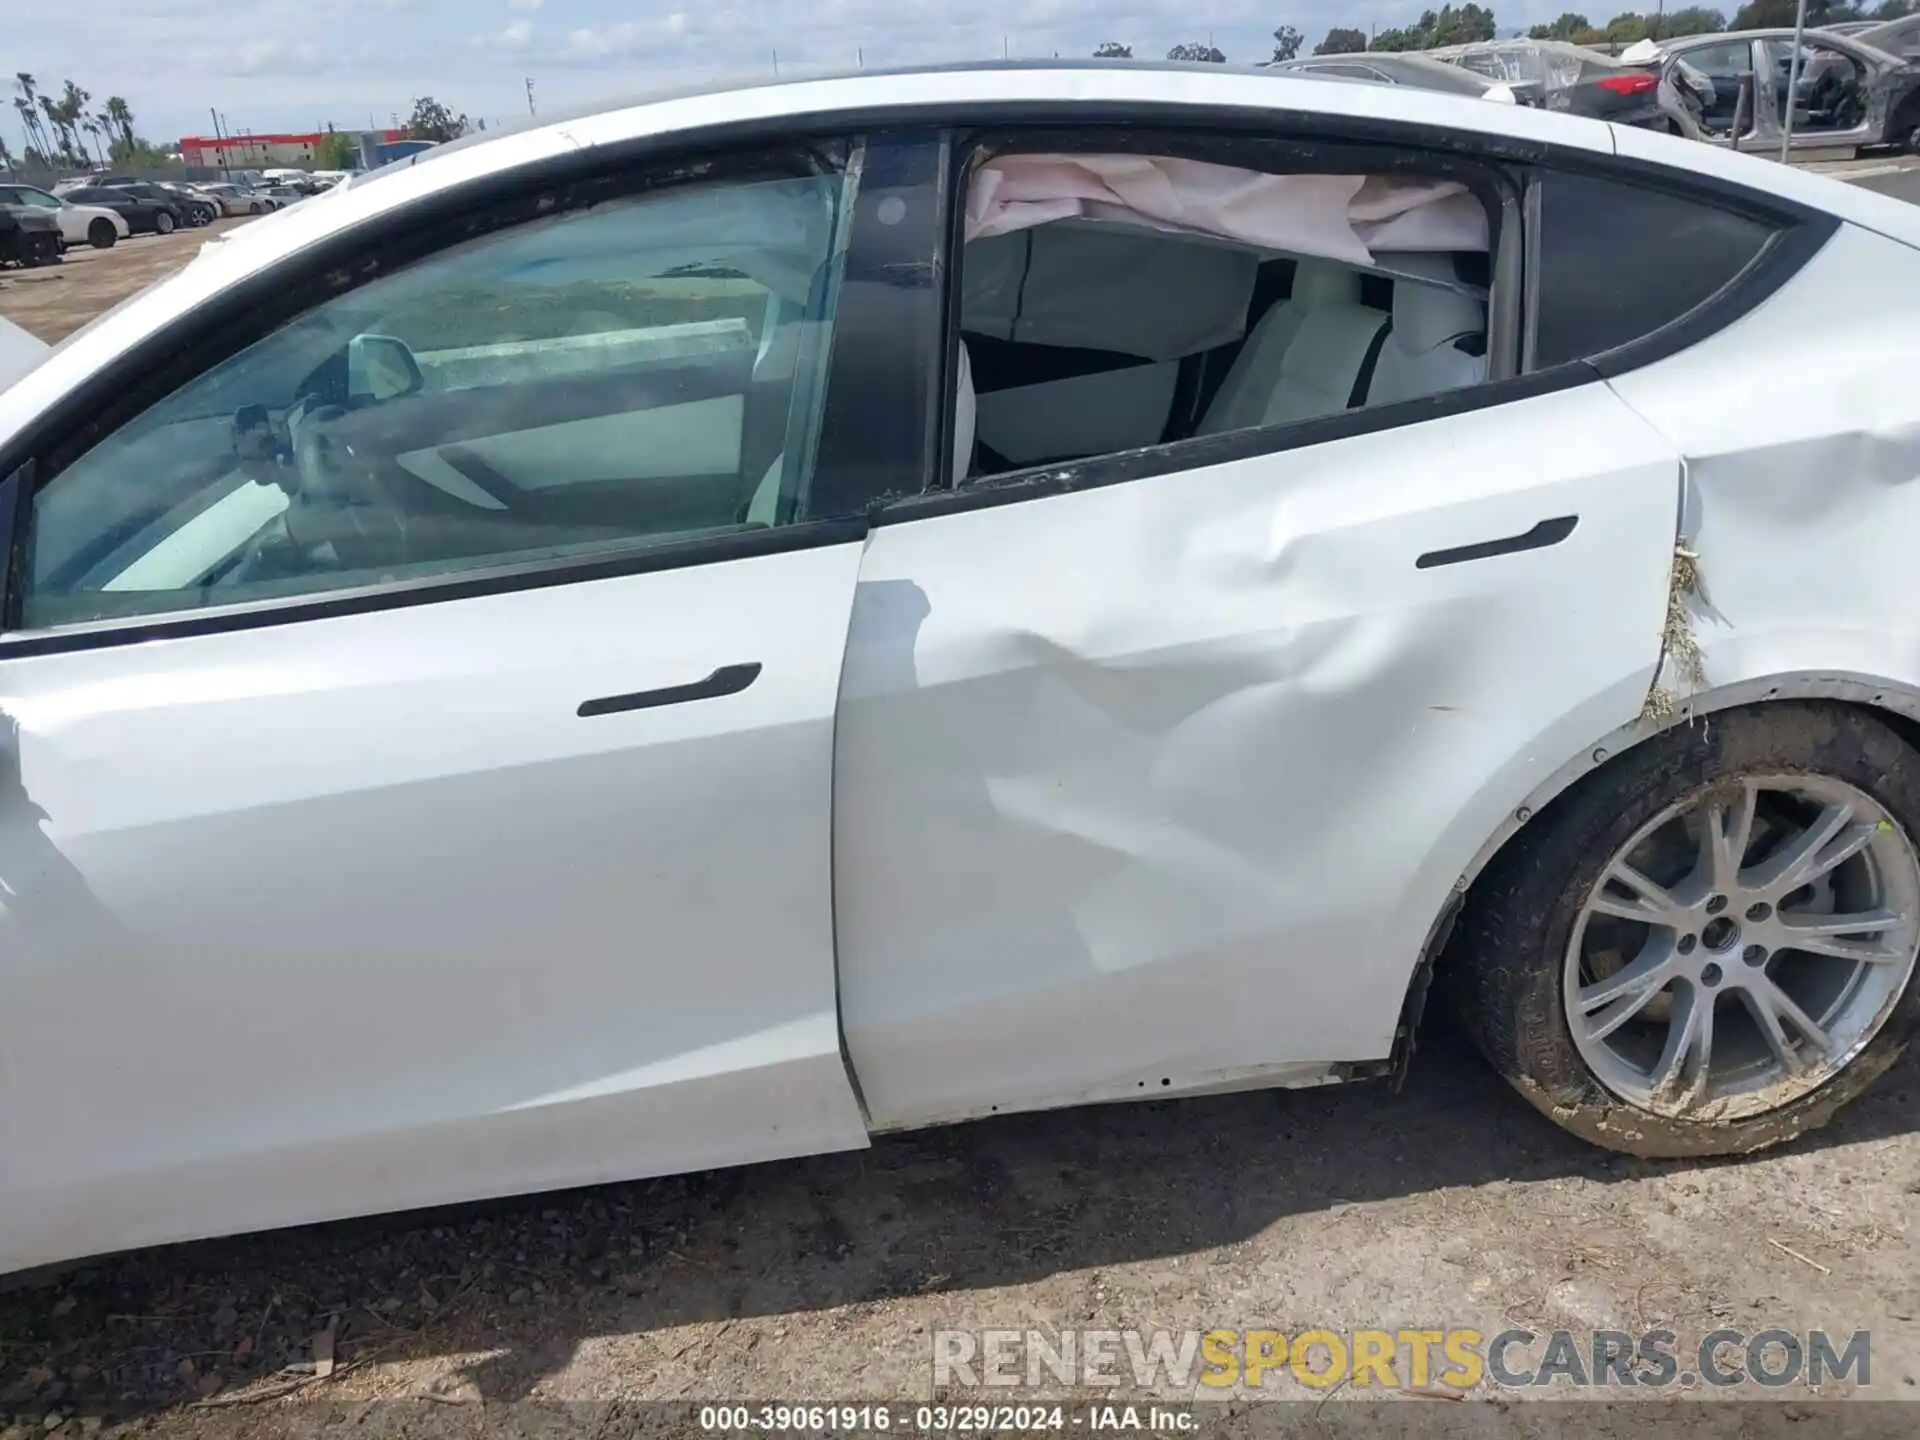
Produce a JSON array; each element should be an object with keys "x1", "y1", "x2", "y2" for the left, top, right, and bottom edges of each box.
[
  {"x1": 1578, "y1": 947, "x2": 1676, "y2": 1042},
  {"x1": 1776, "y1": 908, "x2": 1910, "y2": 964},
  {"x1": 1704, "y1": 783, "x2": 1759, "y2": 893},
  {"x1": 1647, "y1": 983, "x2": 1715, "y2": 1108},
  {"x1": 1749, "y1": 803, "x2": 1875, "y2": 896},
  {"x1": 1591, "y1": 862, "x2": 1686, "y2": 927},
  {"x1": 1741, "y1": 978, "x2": 1833, "y2": 1077}
]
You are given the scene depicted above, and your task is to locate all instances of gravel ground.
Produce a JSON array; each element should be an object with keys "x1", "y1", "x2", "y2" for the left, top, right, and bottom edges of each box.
[{"x1": 3, "y1": 172, "x2": 1920, "y2": 1440}]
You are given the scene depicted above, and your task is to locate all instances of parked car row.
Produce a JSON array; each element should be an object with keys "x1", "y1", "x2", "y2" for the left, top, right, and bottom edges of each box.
[
  {"x1": 1281, "y1": 29, "x2": 1920, "y2": 158},
  {"x1": 0, "y1": 174, "x2": 318, "y2": 256}
]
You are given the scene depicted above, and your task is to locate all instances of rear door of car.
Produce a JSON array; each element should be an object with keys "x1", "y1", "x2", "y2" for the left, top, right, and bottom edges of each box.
[
  {"x1": 829, "y1": 116, "x2": 1819, "y2": 1134},
  {"x1": 0, "y1": 130, "x2": 913, "y2": 1272}
]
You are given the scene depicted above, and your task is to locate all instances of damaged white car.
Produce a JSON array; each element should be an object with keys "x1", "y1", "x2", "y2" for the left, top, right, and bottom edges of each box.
[{"x1": 3, "y1": 62, "x2": 1920, "y2": 1273}]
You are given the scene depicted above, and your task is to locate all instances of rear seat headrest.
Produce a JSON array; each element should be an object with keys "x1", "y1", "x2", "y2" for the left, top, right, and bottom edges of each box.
[
  {"x1": 1289, "y1": 259, "x2": 1361, "y2": 311},
  {"x1": 1383, "y1": 253, "x2": 1486, "y2": 354}
]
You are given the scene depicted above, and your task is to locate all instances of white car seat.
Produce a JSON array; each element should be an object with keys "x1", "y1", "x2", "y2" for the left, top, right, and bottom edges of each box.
[
  {"x1": 1198, "y1": 259, "x2": 1388, "y2": 435},
  {"x1": 1364, "y1": 255, "x2": 1488, "y2": 407}
]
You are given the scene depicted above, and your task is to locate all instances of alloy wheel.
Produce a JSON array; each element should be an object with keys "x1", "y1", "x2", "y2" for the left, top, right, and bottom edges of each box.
[{"x1": 1564, "y1": 774, "x2": 1920, "y2": 1121}]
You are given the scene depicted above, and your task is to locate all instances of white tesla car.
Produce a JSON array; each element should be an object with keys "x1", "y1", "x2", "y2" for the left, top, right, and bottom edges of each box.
[{"x1": 2, "y1": 62, "x2": 1919, "y2": 1274}]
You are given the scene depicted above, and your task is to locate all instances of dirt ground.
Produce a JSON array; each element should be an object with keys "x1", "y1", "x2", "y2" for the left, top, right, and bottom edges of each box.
[
  {"x1": 3, "y1": 187, "x2": 1920, "y2": 1440},
  {"x1": 0, "y1": 217, "x2": 256, "y2": 344}
]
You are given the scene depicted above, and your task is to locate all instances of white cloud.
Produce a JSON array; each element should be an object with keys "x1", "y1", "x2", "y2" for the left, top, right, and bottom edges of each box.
[
  {"x1": 508, "y1": 0, "x2": 543, "y2": 10},
  {"x1": 473, "y1": 17, "x2": 535, "y2": 48}
]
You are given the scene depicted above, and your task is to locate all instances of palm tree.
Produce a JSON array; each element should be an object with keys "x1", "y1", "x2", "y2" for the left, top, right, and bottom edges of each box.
[
  {"x1": 0, "y1": 135, "x2": 15, "y2": 177},
  {"x1": 58, "y1": 81, "x2": 91, "y2": 165},
  {"x1": 39, "y1": 95, "x2": 70, "y2": 164},
  {"x1": 13, "y1": 74, "x2": 52, "y2": 159},
  {"x1": 104, "y1": 96, "x2": 135, "y2": 152}
]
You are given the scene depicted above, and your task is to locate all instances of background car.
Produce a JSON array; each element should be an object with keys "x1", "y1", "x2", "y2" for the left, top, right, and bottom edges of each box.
[
  {"x1": 2, "y1": 63, "x2": 1920, "y2": 1277},
  {"x1": 1858, "y1": 10, "x2": 1920, "y2": 63},
  {"x1": 56, "y1": 184, "x2": 181, "y2": 235},
  {"x1": 0, "y1": 182, "x2": 129, "y2": 249},
  {"x1": 0, "y1": 203, "x2": 61, "y2": 268},
  {"x1": 1646, "y1": 27, "x2": 1920, "y2": 154},
  {"x1": 1430, "y1": 38, "x2": 1666, "y2": 126},
  {"x1": 196, "y1": 182, "x2": 273, "y2": 216},
  {"x1": 1271, "y1": 52, "x2": 1520, "y2": 103},
  {"x1": 101, "y1": 180, "x2": 215, "y2": 227}
]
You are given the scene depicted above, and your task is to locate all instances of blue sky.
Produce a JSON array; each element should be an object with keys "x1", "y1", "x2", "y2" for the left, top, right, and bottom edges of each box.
[{"x1": 11, "y1": 0, "x2": 1554, "y2": 150}]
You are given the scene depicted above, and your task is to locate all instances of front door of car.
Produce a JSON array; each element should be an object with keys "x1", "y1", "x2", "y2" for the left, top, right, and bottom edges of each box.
[
  {"x1": 830, "y1": 136, "x2": 1693, "y2": 1133},
  {"x1": 0, "y1": 149, "x2": 880, "y2": 1271}
]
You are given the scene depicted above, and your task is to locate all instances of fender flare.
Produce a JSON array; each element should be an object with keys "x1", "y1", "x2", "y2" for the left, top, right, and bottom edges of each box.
[{"x1": 1388, "y1": 670, "x2": 1920, "y2": 1070}]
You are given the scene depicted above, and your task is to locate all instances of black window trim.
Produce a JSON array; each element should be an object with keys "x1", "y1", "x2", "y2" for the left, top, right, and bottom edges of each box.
[
  {"x1": 873, "y1": 109, "x2": 1837, "y2": 530},
  {"x1": 0, "y1": 96, "x2": 1838, "y2": 653}
]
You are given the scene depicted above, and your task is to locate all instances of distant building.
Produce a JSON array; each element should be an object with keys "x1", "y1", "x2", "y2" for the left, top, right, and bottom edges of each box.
[{"x1": 178, "y1": 129, "x2": 408, "y2": 169}]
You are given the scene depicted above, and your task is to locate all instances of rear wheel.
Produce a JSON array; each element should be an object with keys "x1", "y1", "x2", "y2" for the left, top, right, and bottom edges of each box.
[
  {"x1": 153, "y1": 209, "x2": 175, "y2": 235},
  {"x1": 87, "y1": 218, "x2": 117, "y2": 249},
  {"x1": 1452, "y1": 702, "x2": 1920, "y2": 1157}
]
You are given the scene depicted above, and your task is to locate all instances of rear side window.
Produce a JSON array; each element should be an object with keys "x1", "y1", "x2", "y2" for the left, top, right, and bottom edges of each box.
[{"x1": 1529, "y1": 170, "x2": 1774, "y2": 370}]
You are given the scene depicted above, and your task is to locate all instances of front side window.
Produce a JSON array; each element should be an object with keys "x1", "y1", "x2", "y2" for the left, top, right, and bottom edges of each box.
[{"x1": 25, "y1": 163, "x2": 854, "y2": 629}]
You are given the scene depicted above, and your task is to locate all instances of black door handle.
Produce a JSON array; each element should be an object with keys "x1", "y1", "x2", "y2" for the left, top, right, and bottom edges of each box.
[
  {"x1": 578, "y1": 663, "x2": 762, "y2": 718},
  {"x1": 1415, "y1": 515, "x2": 1578, "y2": 571}
]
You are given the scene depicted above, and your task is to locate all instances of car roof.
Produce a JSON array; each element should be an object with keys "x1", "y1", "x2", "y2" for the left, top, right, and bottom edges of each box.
[{"x1": 6, "y1": 57, "x2": 1919, "y2": 437}]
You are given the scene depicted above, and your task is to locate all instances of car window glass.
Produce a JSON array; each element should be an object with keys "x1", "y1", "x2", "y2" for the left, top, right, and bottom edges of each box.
[
  {"x1": 1529, "y1": 169, "x2": 1773, "y2": 369},
  {"x1": 953, "y1": 149, "x2": 1498, "y2": 484},
  {"x1": 25, "y1": 166, "x2": 855, "y2": 630}
]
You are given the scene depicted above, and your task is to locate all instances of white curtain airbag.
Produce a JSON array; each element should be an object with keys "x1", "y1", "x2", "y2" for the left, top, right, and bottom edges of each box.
[{"x1": 966, "y1": 154, "x2": 1488, "y2": 265}]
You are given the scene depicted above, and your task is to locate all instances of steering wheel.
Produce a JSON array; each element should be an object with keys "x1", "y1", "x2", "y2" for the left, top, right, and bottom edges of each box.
[{"x1": 285, "y1": 401, "x2": 414, "y2": 565}]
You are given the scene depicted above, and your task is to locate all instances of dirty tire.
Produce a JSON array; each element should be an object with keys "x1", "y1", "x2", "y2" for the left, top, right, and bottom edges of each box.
[
  {"x1": 154, "y1": 210, "x2": 174, "y2": 235},
  {"x1": 87, "y1": 218, "x2": 117, "y2": 249},
  {"x1": 1450, "y1": 701, "x2": 1920, "y2": 1158}
]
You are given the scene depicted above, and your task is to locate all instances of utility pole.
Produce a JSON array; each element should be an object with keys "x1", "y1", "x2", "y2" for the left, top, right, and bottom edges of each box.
[
  {"x1": 772, "y1": 46, "x2": 779, "y2": 74},
  {"x1": 857, "y1": 46, "x2": 864, "y2": 67},
  {"x1": 525, "y1": 77, "x2": 536, "y2": 116},
  {"x1": 1003, "y1": 35, "x2": 1011, "y2": 58}
]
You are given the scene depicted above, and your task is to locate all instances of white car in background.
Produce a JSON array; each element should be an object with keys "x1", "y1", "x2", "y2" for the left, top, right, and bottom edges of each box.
[
  {"x1": 0, "y1": 182, "x2": 130, "y2": 249},
  {"x1": 1, "y1": 63, "x2": 1920, "y2": 1275}
]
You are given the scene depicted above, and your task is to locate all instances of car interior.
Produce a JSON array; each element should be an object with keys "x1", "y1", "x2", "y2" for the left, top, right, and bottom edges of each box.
[{"x1": 951, "y1": 154, "x2": 1495, "y2": 483}]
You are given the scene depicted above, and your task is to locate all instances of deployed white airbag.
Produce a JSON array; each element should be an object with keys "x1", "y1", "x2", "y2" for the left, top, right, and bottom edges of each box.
[{"x1": 965, "y1": 154, "x2": 1489, "y2": 265}]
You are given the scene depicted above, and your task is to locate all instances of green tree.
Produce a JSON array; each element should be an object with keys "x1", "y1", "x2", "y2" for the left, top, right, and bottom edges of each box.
[
  {"x1": 1271, "y1": 24, "x2": 1305, "y2": 60},
  {"x1": 1167, "y1": 41, "x2": 1228, "y2": 61},
  {"x1": 1732, "y1": 0, "x2": 1857, "y2": 22},
  {"x1": 1424, "y1": 4, "x2": 1499, "y2": 44},
  {"x1": 103, "y1": 96, "x2": 135, "y2": 151},
  {"x1": 1315, "y1": 26, "x2": 1369, "y2": 51},
  {"x1": 1870, "y1": 0, "x2": 1909, "y2": 15},
  {"x1": 316, "y1": 130, "x2": 358, "y2": 169},
  {"x1": 1602, "y1": 10, "x2": 1651, "y2": 41},
  {"x1": 405, "y1": 95, "x2": 470, "y2": 143},
  {"x1": 1660, "y1": 7, "x2": 1729, "y2": 34},
  {"x1": 1093, "y1": 40, "x2": 1133, "y2": 57},
  {"x1": 1527, "y1": 12, "x2": 1592, "y2": 37},
  {"x1": 14, "y1": 75, "x2": 54, "y2": 161},
  {"x1": 1369, "y1": 25, "x2": 1424, "y2": 48}
]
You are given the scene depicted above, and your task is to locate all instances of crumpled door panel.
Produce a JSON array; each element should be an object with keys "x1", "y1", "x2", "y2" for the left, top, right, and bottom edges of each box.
[{"x1": 835, "y1": 383, "x2": 1681, "y2": 1131}]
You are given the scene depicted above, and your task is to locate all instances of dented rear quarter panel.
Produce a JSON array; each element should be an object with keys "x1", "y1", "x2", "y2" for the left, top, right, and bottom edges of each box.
[
  {"x1": 834, "y1": 383, "x2": 1682, "y2": 1131},
  {"x1": 1604, "y1": 220, "x2": 1920, "y2": 732}
]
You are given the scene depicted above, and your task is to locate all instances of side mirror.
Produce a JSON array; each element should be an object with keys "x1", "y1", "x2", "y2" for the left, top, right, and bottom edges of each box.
[{"x1": 346, "y1": 333, "x2": 424, "y2": 402}]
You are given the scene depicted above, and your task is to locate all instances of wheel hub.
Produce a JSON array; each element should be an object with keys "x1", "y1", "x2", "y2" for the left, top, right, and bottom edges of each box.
[{"x1": 1564, "y1": 774, "x2": 1920, "y2": 1121}]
